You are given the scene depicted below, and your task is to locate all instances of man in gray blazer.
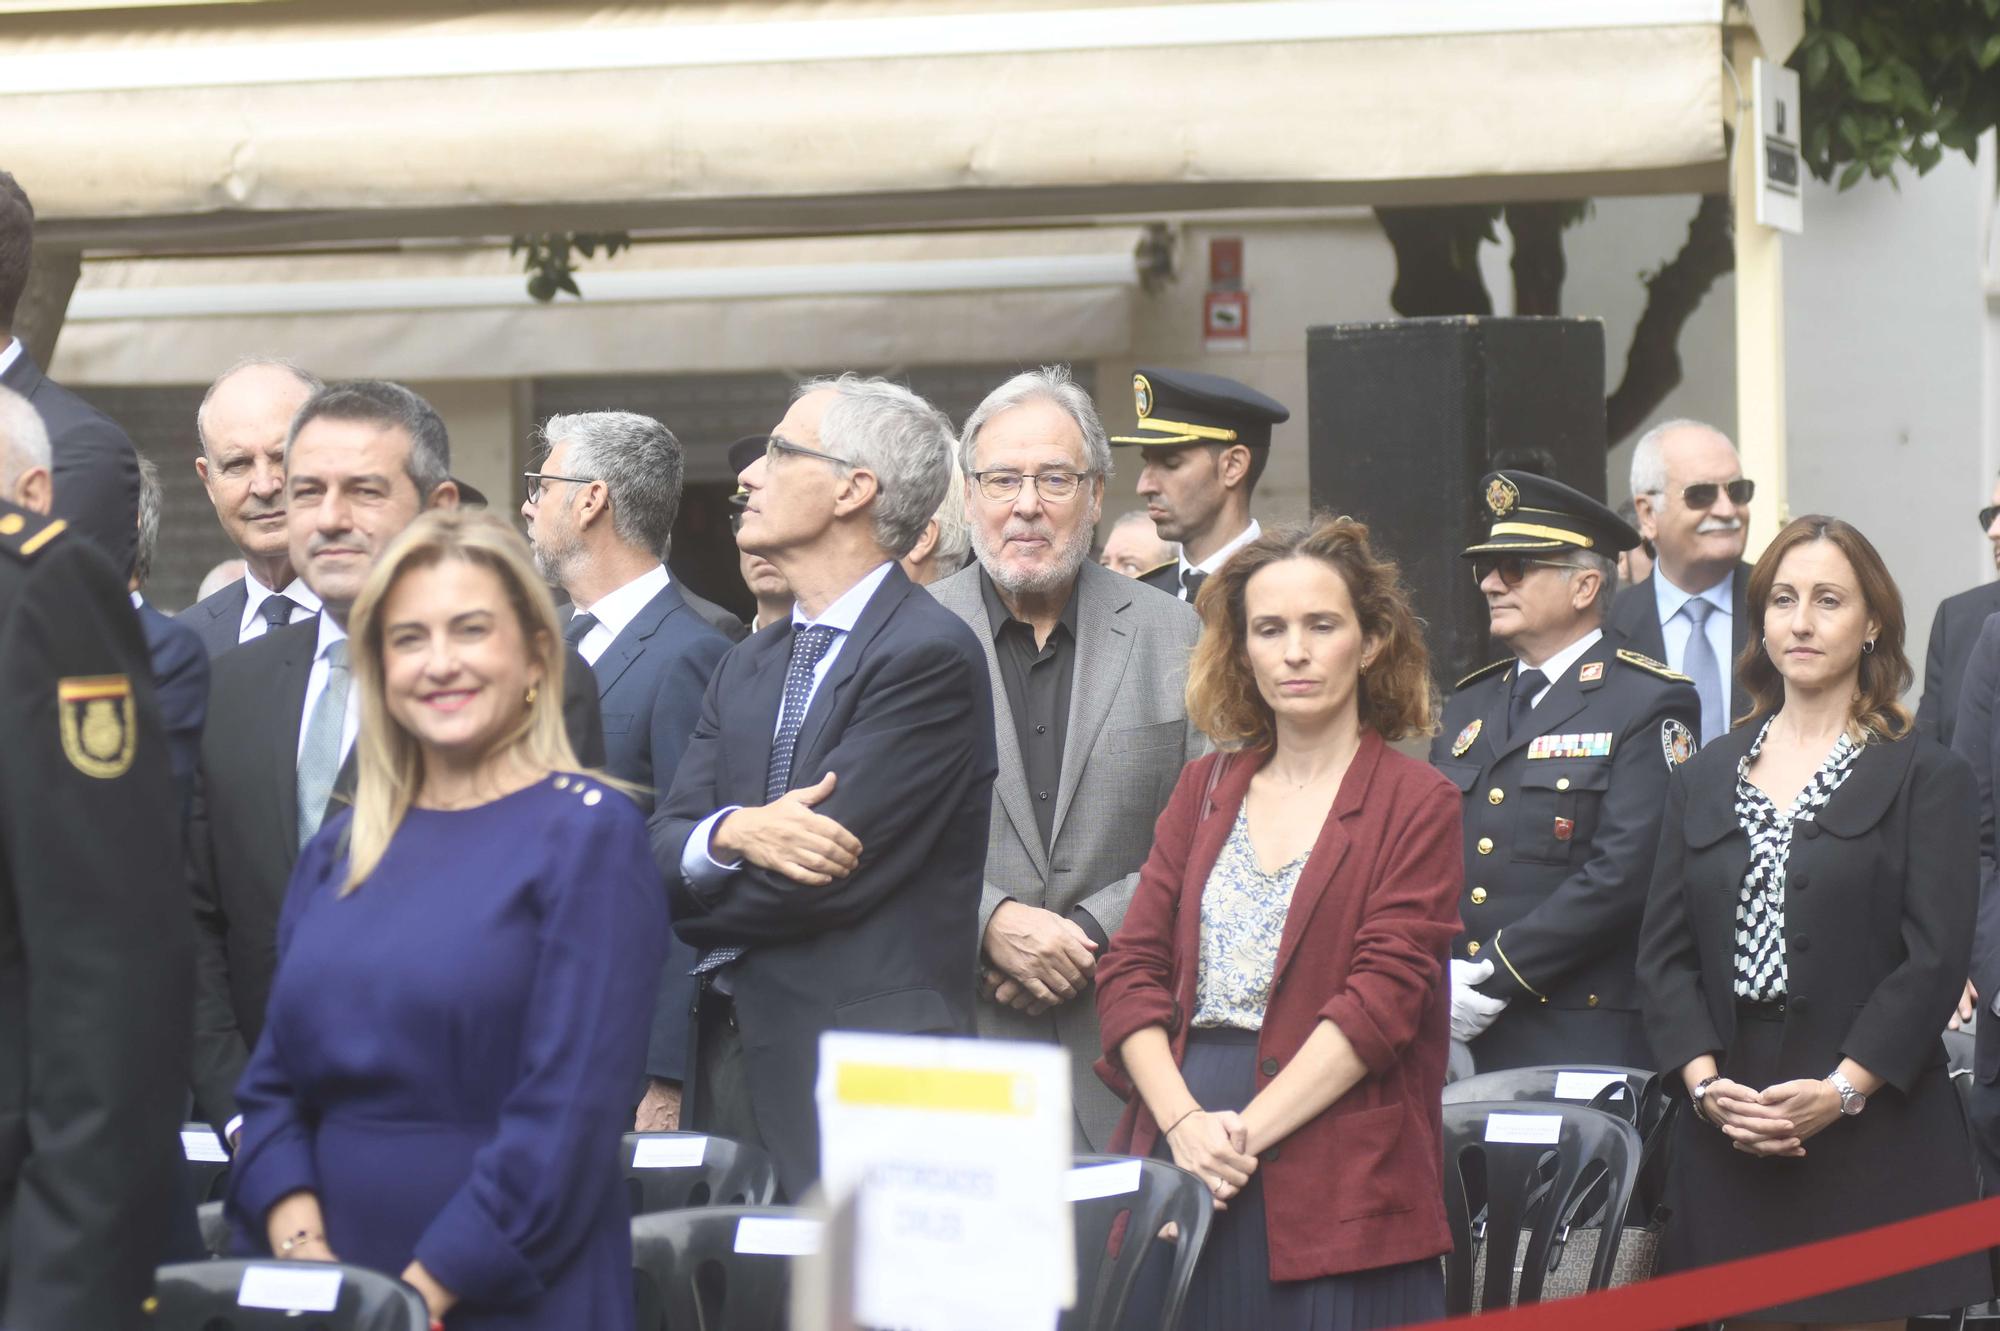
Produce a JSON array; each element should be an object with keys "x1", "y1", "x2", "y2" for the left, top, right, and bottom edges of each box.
[{"x1": 930, "y1": 366, "x2": 1204, "y2": 1149}]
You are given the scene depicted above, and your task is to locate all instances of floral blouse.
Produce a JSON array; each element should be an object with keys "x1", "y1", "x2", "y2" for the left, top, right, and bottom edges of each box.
[{"x1": 1192, "y1": 807, "x2": 1309, "y2": 1030}]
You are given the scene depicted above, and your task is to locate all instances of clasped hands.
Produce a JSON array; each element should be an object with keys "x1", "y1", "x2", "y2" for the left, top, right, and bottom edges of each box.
[
  {"x1": 714, "y1": 773, "x2": 862, "y2": 886},
  {"x1": 1698, "y1": 1076, "x2": 1845, "y2": 1157},
  {"x1": 980, "y1": 900, "x2": 1098, "y2": 1015},
  {"x1": 1163, "y1": 1108, "x2": 1256, "y2": 1211}
]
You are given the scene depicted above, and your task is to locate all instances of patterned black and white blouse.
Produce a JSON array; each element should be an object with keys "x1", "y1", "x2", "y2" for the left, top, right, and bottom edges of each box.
[{"x1": 1733, "y1": 717, "x2": 1862, "y2": 1001}]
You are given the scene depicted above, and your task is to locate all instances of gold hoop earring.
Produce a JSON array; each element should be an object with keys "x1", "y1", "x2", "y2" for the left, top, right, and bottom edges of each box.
[{"x1": 525, "y1": 684, "x2": 539, "y2": 704}]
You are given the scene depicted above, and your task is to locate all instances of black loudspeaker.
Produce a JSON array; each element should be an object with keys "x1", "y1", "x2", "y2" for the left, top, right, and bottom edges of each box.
[{"x1": 1306, "y1": 317, "x2": 1607, "y2": 685}]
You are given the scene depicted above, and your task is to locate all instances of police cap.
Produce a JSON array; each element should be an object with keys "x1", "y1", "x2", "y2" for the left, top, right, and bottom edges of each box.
[
  {"x1": 1461, "y1": 470, "x2": 1640, "y2": 558},
  {"x1": 1109, "y1": 367, "x2": 1289, "y2": 450}
]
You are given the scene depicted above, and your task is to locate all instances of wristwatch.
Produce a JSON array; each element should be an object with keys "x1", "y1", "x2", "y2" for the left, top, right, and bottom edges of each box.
[
  {"x1": 1827, "y1": 1070, "x2": 1867, "y2": 1117},
  {"x1": 1691, "y1": 1074, "x2": 1721, "y2": 1125}
]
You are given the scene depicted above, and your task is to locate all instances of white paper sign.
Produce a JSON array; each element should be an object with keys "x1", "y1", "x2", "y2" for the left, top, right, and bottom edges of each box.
[
  {"x1": 1484, "y1": 1112, "x2": 1564, "y2": 1145},
  {"x1": 1552, "y1": 1071, "x2": 1629, "y2": 1102},
  {"x1": 1064, "y1": 1160, "x2": 1142, "y2": 1203},
  {"x1": 735, "y1": 1216, "x2": 822, "y2": 1256},
  {"x1": 818, "y1": 1032, "x2": 1072, "y2": 1331},
  {"x1": 632, "y1": 1135, "x2": 707, "y2": 1169},
  {"x1": 181, "y1": 1128, "x2": 228, "y2": 1163},
  {"x1": 1754, "y1": 57, "x2": 1804, "y2": 234},
  {"x1": 237, "y1": 1264, "x2": 343, "y2": 1312}
]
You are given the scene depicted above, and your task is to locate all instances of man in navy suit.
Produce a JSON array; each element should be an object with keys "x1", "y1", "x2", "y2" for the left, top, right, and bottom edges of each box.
[
  {"x1": 655, "y1": 375, "x2": 997, "y2": 1198},
  {"x1": 0, "y1": 171, "x2": 141, "y2": 574},
  {"x1": 522, "y1": 410, "x2": 731, "y2": 1135},
  {"x1": 1917, "y1": 471, "x2": 2000, "y2": 745}
]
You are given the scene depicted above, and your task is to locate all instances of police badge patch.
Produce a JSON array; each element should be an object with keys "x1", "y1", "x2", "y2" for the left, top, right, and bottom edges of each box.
[
  {"x1": 1133, "y1": 373, "x2": 1154, "y2": 420},
  {"x1": 58, "y1": 674, "x2": 136, "y2": 779},
  {"x1": 1661, "y1": 718, "x2": 1696, "y2": 769},
  {"x1": 1450, "y1": 718, "x2": 1482, "y2": 757},
  {"x1": 1485, "y1": 474, "x2": 1519, "y2": 516}
]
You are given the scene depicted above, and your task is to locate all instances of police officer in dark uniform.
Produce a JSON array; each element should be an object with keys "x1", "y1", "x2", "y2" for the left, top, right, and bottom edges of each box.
[
  {"x1": 1108, "y1": 367, "x2": 1288, "y2": 601},
  {"x1": 1430, "y1": 470, "x2": 1701, "y2": 1072},
  {"x1": 0, "y1": 388, "x2": 191, "y2": 1329}
]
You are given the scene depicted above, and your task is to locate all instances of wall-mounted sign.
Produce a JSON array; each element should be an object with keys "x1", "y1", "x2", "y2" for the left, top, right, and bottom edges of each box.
[{"x1": 1753, "y1": 57, "x2": 1803, "y2": 234}]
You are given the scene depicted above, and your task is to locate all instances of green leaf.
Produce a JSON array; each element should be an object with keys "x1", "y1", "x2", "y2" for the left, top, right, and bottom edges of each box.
[
  {"x1": 1830, "y1": 32, "x2": 1864, "y2": 87},
  {"x1": 1838, "y1": 159, "x2": 1867, "y2": 189},
  {"x1": 557, "y1": 272, "x2": 581, "y2": 298},
  {"x1": 1805, "y1": 42, "x2": 1831, "y2": 87},
  {"x1": 1837, "y1": 111, "x2": 1862, "y2": 151},
  {"x1": 1979, "y1": 34, "x2": 2000, "y2": 70},
  {"x1": 1854, "y1": 71, "x2": 1893, "y2": 103}
]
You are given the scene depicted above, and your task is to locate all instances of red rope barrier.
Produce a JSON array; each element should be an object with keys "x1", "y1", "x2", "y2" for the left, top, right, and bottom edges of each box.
[{"x1": 1397, "y1": 1193, "x2": 2000, "y2": 1330}]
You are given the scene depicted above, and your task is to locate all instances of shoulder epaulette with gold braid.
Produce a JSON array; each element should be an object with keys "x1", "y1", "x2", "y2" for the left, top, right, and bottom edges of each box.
[
  {"x1": 1455, "y1": 658, "x2": 1513, "y2": 690},
  {"x1": 0, "y1": 502, "x2": 65, "y2": 563},
  {"x1": 1616, "y1": 647, "x2": 1692, "y2": 682}
]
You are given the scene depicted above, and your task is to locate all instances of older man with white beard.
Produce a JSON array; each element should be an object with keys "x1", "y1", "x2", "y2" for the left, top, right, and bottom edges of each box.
[{"x1": 929, "y1": 366, "x2": 1204, "y2": 1150}]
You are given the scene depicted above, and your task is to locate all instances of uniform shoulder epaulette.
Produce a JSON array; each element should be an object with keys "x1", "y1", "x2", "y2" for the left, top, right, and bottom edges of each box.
[
  {"x1": 1616, "y1": 647, "x2": 1691, "y2": 682},
  {"x1": 0, "y1": 502, "x2": 65, "y2": 564},
  {"x1": 1138, "y1": 559, "x2": 1176, "y2": 580},
  {"x1": 1455, "y1": 658, "x2": 1513, "y2": 690}
]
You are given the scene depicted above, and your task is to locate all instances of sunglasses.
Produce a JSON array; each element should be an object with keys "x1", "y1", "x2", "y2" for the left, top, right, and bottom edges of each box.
[
  {"x1": 1979, "y1": 505, "x2": 2000, "y2": 532},
  {"x1": 1472, "y1": 554, "x2": 1586, "y2": 588},
  {"x1": 1663, "y1": 478, "x2": 1755, "y2": 510}
]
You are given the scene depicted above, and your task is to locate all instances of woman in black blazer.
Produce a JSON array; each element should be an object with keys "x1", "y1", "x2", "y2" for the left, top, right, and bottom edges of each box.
[{"x1": 1638, "y1": 515, "x2": 1992, "y2": 1327}]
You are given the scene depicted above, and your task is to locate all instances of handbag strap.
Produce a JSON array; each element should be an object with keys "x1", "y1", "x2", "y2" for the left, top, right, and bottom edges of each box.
[{"x1": 1198, "y1": 751, "x2": 1231, "y2": 822}]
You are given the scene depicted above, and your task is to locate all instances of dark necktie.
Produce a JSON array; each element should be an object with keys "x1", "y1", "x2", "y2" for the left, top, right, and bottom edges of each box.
[
  {"x1": 1181, "y1": 568, "x2": 1208, "y2": 603},
  {"x1": 693, "y1": 623, "x2": 840, "y2": 979},
  {"x1": 1508, "y1": 668, "x2": 1548, "y2": 744},
  {"x1": 1680, "y1": 598, "x2": 1725, "y2": 745},
  {"x1": 563, "y1": 612, "x2": 598, "y2": 648},
  {"x1": 259, "y1": 594, "x2": 297, "y2": 635}
]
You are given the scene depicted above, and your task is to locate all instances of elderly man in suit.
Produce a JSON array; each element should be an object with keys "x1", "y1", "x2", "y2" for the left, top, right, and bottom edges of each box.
[
  {"x1": 929, "y1": 366, "x2": 1203, "y2": 1150},
  {"x1": 1607, "y1": 419, "x2": 1753, "y2": 745},
  {"x1": 188, "y1": 381, "x2": 607, "y2": 1143},
  {"x1": 0, "y1": 171, "x2": 141, "y2": 574},
  {"x1": 1918, "y1": 471, "x2": 2000, "y2": 745},
  {"x1": 183, "y1": 358, "x2": 324, "y2": 657},
  {"x1": 522, "y1": 409, "x2": 731, "y2": 1136},
  {"x1": 656, "y1": 374, "x2": 997, "y2": 1198}
]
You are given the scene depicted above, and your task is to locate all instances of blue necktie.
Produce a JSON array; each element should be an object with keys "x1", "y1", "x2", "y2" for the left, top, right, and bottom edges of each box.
[
  {"x1": 1681, "y1": 597, "x2": 1725, "y2": 744},
  {"x1": 259, "y1": 594, "x2": 297, "y2": 635},
  {"x1": 693, "y1": 624, "x2": 839, "y2": 978}
]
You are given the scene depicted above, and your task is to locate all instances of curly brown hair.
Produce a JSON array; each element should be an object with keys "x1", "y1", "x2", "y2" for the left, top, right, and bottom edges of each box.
[
  {"x1": 1186, "y1": 517, "x2": 1435, "y2": 748},
  {"x1": 1737, "y1": 514, "x2": 1912, "y2": 743}
]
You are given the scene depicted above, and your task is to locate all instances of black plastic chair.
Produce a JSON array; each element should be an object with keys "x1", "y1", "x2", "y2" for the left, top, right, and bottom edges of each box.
[
  {"x1": 1441, "y1": 1100, "x2": 1643, "y2": 1313},
  {"x1": 1060, "y1": 1155, "x2": 1212, "y2": 1331},
  {"x1": 1442, "y1": 1065, "x2": 1657, "y2": 1127},
  {"x1": 196, "y1": 1200, "x2": 231, "y2": 1258},
  {"x1": 631, "y1": 1204, "x2": 810, "y2": 1331},
  {"x1": 150, "y1": 1258, "x2": 430, "y2": 1330},
  {"x1": 622, "y1": 1132, "x2": 781, "y2": 1217},
  {"x1": 181, "y1": 1121, "x2": 232, "y2": 1203}
]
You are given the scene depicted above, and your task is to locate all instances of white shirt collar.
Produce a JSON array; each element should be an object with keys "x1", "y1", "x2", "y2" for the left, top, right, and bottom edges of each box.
[
  {"x1": 1520, "y1": 627, "x2": 1604, "y2": 691},
  {"x1": 314, "y1": 610, "x2": 349, "y2": 660},
  {"x1": 1652, "y1": 565, "x2": 1733, "y2": 623},
  {"x1": 1181, "y1": 517, "x2": 1263, "y2": 578},
  {"x1": 794, "y1": 561, "x2": 894, "y2": 633},
  {"x1": 239, "y1": 569, "x2": 324, "y2": 635},
  {"x1": 0, "y1": 337, "x2": 21, "y2": 381},
  {"x1": 129, "y1": 590, "x2": 145, "y2": 610},
  {"x1": 574, "y1": 564, "x2": 670, "y2": 643}
]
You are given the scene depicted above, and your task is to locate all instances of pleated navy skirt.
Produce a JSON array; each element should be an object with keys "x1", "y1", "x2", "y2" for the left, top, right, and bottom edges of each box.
[{"x1": 1166, "y1": 1028, "x2": 1445, "y2": 1331}]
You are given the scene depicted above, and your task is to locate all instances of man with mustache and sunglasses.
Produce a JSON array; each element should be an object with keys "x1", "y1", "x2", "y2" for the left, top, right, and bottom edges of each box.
[
  {"x1": 1432, "y1": 471, "x2": 1700, "y2": 1073},
  {"x1": 1914, "y1": 473, "x2": 2000, "y2": 746},
  {"x1": 1609, "y1": 419, "x2": 1755, "y2": 746}
]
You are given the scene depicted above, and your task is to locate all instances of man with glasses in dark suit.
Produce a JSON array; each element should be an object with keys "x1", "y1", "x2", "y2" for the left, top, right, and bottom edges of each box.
[{"x1": 1917, "y1": 473, "x2": 2000, "y2": 746}]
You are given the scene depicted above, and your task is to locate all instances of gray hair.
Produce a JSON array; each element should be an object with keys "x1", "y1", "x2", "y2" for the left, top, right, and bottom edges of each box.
[
  {"x1": 134, "y1": 452, "x2": 162, "y2": 585},
  {"x1": 1109, "y1": 508, "x2": 1158, "y2": 534},
  {"x1": 1630, "y1": 418, "x2": 1731, "y2": 498},
  {"x1": 287, "y1": 380, "x2": 451, "y2": 499},
  {"x1": 957, "y1": 364, "x2": 1112, "y2": 480},
  {"x1": 540, "y1": 411, "x2": 684, "y2": 557},
  {"x1": 1558, "y1": 549, "x2": 1620, "y2": 620},
  {"x1": 0, "y1": 384, "x2": 49, "y2": 488},
  {"x1": 929, "y1": 454, "x2": 971, "y2": 570},
  {"x1": 796, "y1": 374, "x2": 956, "y2": 558},
  {"x1": 196, "y1": 357, "x2": 321, "y2": 458}
]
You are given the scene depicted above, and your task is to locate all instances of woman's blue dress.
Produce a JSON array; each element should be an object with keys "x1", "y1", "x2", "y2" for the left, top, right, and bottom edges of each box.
[{"x1": 228, "y1": 774, "x2": 666, "y2": 1330}]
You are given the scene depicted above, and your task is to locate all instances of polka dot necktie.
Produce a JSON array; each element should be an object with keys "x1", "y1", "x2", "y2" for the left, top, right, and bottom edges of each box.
[
  {"x1": 693, "y1": 623, "x2": 839, "y2": 978},
  {"x1": 259, "y1": 594, "x2": 298, "y2": 635}
]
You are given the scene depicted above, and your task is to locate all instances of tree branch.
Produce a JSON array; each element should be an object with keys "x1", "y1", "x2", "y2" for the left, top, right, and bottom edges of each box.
[
  {"x1": 1503, "y1": 202, "x2": 1569, "y2": 316},
  {"x1": 1604, "y1": 193, "x2": 1734, "y2": 445},
  {"x1": 1371, "y1": 206, "x2": 1494, "y2": 317}
]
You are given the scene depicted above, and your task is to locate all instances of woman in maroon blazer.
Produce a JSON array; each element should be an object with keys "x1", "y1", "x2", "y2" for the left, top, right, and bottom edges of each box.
[{"x1": 1096, "y1": 518, "x2": 1463, "y2": 1331}]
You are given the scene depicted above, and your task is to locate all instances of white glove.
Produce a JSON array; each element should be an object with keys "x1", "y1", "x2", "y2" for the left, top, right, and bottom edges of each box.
[{"x1": 1449, "y1": 958, "x2": 1509, "y2": 1044}]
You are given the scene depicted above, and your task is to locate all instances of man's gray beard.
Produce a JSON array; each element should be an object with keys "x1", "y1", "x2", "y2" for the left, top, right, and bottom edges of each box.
[
  {"x1": 973, "y1": 519, "x2": 1093, "y2": 597},
  {"x1": 531, "y1": 526, "x2": 580, "y2": 588}
]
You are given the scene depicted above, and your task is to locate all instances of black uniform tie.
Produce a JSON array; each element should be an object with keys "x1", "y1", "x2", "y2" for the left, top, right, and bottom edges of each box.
[
  {"x1": 1181, "y1": 568, "x2": 1208, "y2": 603},
  {"x1": 1508, "y1": 668, "x2": 1548, "y2": 743}
]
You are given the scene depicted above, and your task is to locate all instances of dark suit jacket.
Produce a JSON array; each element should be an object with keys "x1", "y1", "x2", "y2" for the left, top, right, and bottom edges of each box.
[
  {"x1": 1639, "y1": 723, "x2": 1976, "y2": 1095},
  {"x1": 188, "y1": 620, "x2": 608, "y2": 1126},
  {"x1": 0, "y1": 349, "x2": 140, "y2": 576},
  {"x1": 136, "y1": 598, "x2": 211, "y2": 814},
  {"x1": 1919, "y1": 580, "x2": 2000, "y2": 745},
  {"x1": 675, "y1": 581, "x2": 749, "y2": 644},
  {"x1": 655, "y1": 564, "x2": 997, "y2": 1196},
  {"x1": 1950, "y1": 612, "x2": 2000, "y2": 1082},
  {"x1": 571, "y1": 581, "x2": 731, "y2": 1085},
  {"x1": 1095, "y1": 736, "x2": 1462, "y2": 1281},
  {"x1": 1607, "y1": 563, "x2": 1754, "y2": 726},
  {"x1": 185, "y1": 578, "x2": 250, "y2": 659}
]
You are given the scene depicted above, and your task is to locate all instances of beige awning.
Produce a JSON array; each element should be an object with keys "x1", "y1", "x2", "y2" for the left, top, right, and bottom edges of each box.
[
  {"x1": 5, "y1": 0, "x2": 1728, "y2": 249},
  {"x1": 50, "y1": 227, "x2": 1150, "y2": 383}
]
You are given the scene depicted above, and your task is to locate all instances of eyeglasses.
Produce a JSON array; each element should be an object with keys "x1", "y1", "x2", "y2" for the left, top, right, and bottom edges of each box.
[
  {"x1": 1979, "y1": 505, "x2": 2000, "y2": 532},
  {"x1": 969, "y1": 469, "x2": 1094, "y2": 503},
  {"x1": 1472, "y1": 554, "x2": 1586, "y2": 588},
  {"x1": 522, "y1": 471, "x2": 592, "y2": 502},
  {"x1": 1658, "y1": 478, "x2": 1755, "y2": 510},
  {"x1": 765, "y1": 436, "x2": 857, "y2": 469}
]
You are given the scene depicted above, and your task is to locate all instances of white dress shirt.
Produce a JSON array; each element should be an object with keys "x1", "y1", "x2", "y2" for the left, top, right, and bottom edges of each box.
[
  {"x1": 238, "y1": 570, "x2": 323, "y2": 645},
  {"x1": 1519, "y1": 628, "x2": 1604, "y2": 708},
  {"x1": 1174, "y1": 517, "x2": 1262, "y2": 599},
  {"x1": 681, "y1": 561, "x2": 895, "y2": 883},
  {"x1": 296, "y1": 612, "x2": 360, "y2": 768},
  {"x1": 570, "y1": 564, "x2": 670, "y2": 666},
  {"x1": 0, "y1": 336, "x2": 21, "y2": 380},
  {"x1": 1653, "y1": 568, "x2": 1734, "y2": 721}
]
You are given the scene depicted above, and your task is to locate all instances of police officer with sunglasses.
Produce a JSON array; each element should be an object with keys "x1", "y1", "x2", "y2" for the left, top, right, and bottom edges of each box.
[{"x1": 1431, "y1": 471, "x2": 1701, "y2": 1074}]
